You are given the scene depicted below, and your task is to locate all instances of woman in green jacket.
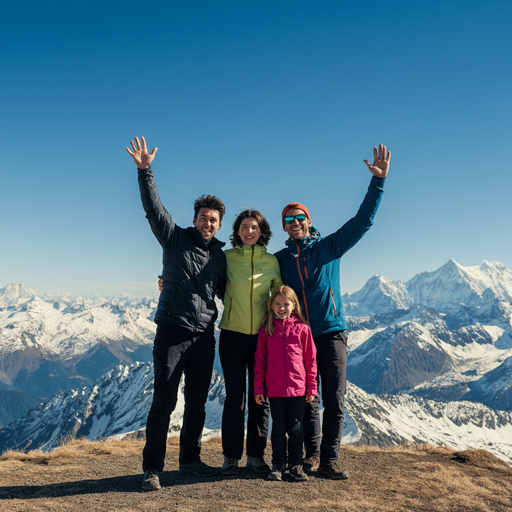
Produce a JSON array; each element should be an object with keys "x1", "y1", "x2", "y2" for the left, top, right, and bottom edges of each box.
[{"x1": 219, "y1": 210, "x2": 283, "y2": 475}]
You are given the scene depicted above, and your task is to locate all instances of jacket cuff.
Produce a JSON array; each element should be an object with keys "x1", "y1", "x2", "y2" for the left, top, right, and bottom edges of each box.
[{"x1": 370, "y1": 175, "x2": 386, "y2": 190}]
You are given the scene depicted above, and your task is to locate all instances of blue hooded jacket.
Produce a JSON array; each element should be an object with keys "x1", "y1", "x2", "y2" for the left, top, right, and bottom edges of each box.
[{"x1": 274, "y1": 176, "x2": 385, "y2": 337}]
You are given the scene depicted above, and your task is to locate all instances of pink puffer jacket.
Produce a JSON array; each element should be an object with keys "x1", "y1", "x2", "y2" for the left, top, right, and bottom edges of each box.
[{"x1": 254, "y1": 316, "x2": 317, "y2": 398}]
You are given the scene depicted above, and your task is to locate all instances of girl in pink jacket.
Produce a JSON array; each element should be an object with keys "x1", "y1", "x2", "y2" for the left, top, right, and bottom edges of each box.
[{"x1": 254, "y1": 285, "x2": 317, "y2": 482}]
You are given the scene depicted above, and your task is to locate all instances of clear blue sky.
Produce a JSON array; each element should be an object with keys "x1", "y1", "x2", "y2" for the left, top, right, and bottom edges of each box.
[{"x1": 2, "y1": 0, "x2": 511, "y2": 298}]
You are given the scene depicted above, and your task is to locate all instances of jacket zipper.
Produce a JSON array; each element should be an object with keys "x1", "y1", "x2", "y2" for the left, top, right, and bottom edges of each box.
[
  {"x1": 250, "y1": 246, "x2": 254, "y2": 333},
  {"x1": 295, "y1": 243, "x2": 310, "y2": 322},
  {"x1": 282, "y1": 319, "x2": 288, "y2": 396},
  {"x1": 303, "y1": 256, "x2": 309, "y2": 279},
  {"x1": 195, "y1": 250, "x2": 211, "y2": 332},
  {"x1": 329, "y1": 288, "x2": 337, "y2": 316}
]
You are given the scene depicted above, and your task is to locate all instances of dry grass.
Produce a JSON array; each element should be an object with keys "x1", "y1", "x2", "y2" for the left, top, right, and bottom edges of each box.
[
  {"x1": 0, "y1": 437, "x2": 147, "y2": 463},
  {"x1": 1, "y1": 437, "x2": 511, "y2": 511}
]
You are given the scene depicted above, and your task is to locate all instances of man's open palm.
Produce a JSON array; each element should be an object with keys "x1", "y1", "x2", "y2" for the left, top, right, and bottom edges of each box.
[
  {"x1": 364, "y1": 144, "x2": 391, "y2": 178},
  {"x1": 126, "y1": 136, "x2": 158, "y2": 169}
]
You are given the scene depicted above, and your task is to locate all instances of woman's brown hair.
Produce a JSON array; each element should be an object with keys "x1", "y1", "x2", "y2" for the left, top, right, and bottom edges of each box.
[
  {"x1": 230, "y1": 209, "x2": 272, "y2": 247},
  {"x1": 262, "y1": 285, "x2": 309, "y2": 335}
]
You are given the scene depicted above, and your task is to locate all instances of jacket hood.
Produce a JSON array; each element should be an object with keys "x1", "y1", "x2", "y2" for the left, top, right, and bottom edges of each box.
[{"x1": 284, "y1": 226, "x2": 321, "y2": 253}]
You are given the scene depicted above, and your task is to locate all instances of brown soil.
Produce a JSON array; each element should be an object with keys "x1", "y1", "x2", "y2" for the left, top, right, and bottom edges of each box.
[{"x1": 1, "y1": 438, "x2": 512, "y2": 511}]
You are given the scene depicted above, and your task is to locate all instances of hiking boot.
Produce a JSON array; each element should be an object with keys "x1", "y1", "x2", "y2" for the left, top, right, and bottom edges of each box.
[
  {"x1": 178, "y1": 460, "x2": 218, "y2": 477},
  {"x1": 221, "y1": 456, "x2": 239, "y2": 475},
  {"x1": 246, "y1": 455, "x2": 270, "y2": 474},
  {"x1": 141, "y1": 470, "x2": 161, "y2": 491},
  {"x1": 288, "y1": 464, "x2": 308, "y2": 482},
  {"x1": 318, "y1": 462, "x2": 348, "y2": 480},
  {"x1": 267, "y1": 464, "x2": 287, "y2": 481},
  {"x1": 303, "y1": 456, "x2": 320, "y2": 473}
]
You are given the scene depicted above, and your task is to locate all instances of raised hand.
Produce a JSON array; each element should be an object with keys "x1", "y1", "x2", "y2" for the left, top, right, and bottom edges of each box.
[
  {"x1": 126, "y1": 136, "x2": 158, "y2": 169},
  {"x1": 363, "y1": 144, "x2": 391, "y2": 178}
]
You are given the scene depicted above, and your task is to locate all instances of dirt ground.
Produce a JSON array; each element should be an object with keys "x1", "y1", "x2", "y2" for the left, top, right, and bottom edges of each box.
[{"x1": 1, "y1": 437, "x2": 512, "y2": 512}]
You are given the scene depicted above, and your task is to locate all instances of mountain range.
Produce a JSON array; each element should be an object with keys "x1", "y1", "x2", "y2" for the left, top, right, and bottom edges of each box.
[
  {"x1": 344, "y1": 259, "x2": 512, "y2": 411},
  {"x1": 0, "y1": 282, "x2": 157, "y2": 425},
  {"x1": 1, "y1": 259, "x2": 512, "y2": 462},
  {"x1": 1, "y1": 361, "x2": 511, "y2": 465}
]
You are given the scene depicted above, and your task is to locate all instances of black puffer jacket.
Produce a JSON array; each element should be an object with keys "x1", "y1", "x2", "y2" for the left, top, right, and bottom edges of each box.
[{"x1": 138, "y1": 167, "x2": 226, "y2": 333}]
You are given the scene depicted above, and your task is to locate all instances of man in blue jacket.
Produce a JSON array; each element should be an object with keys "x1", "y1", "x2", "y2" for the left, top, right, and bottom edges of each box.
[
  {"x1": 274, "y1": 144, "x2": 391, "y2": 480},
  {"x1": 127, "y1": 137, "x2": 227, "y2": 491}
]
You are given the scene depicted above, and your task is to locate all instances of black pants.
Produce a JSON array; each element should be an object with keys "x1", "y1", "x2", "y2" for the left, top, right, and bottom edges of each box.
[
  {"x1": 303, "y1": 330, "x2": 347, "y2": 464},
  {"x1": 142, "y1": 323, "x2": 215, "y2": 472},
  {"x1": 219, "y1": 329, "x2": 269, "y2": 459},
  {"x1": 269, "y1": 396, "x2": 305, "y2": 466}
]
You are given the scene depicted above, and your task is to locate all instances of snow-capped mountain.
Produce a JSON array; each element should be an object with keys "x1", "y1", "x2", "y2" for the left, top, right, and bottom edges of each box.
[
  {"x1": 344, "y1": 260, "x2": 512, "y2": 411},
  {"x1": 343, "y1": 259, "x2": 512, "y2": 326},
  {"x1": 0, "y1": 362, "x2": 225, "y2": 453},
  {"x1": 2, "y1": 259, "x2": 512, "y2": 461},
  {"x1": 343, "y1": 275, "x2": 413, "y2": 316},
  {"x1": 0, "y1": 282, "x2": 158, "y2": 405},
  {"x1": 407, "y1": 259, "x2": 512, "y2": 313},
  {"x1": 2, "y1": 362, "x2": 511, "y2": 466},
  {"x1": 0, "y1": 282, "x2": 158, "y2": 359},
  {"x1": 343, "y1": 383, "x2": 512, "y2": 465}
]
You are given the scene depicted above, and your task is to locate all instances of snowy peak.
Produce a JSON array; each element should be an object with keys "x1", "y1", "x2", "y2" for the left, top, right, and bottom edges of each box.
[
  {"x1": 406, "y1": 259, "x2": 512, "y2": 311},
  {"x1": 0, "y1": 283, "x2": 158, "y2": 358},
  {"x1": 343, "y1": 275, "x2": 413, "y2": 316},
  {"x1": 0, "y1": 282, "x2": 38, "y2": 307}
]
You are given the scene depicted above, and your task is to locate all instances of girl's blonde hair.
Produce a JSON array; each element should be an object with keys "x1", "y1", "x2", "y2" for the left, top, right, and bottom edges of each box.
[{"x1": 263, "y1": 285, "x2": 309, "y2": 335}]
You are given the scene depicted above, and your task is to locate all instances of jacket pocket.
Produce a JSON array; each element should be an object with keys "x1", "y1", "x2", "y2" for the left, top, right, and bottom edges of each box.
[{"x1": 166, "y1": 287, "x2": 177, "y2": 316}]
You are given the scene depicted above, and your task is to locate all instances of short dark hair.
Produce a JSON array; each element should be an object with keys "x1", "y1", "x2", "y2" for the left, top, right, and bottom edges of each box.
[
  {"x1": 230, "y1": 210, "x2": 272, "y2": 247},
  {"x1": 194, "y1": 195, "x2": 226, "y2": 221}
]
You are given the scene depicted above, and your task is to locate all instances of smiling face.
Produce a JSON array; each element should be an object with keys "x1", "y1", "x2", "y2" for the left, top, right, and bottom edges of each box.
[
  {"x1": 272, "y1": 294, "x2": 294, "y2": 320},
  {"x1": 193, "y1": 207, "x2": 221, "y2": 242},
  {"x1": 283, "y1": 208, "x2": 311, "y2": 240},
  {"x1": 237, "y1": 217, "x2": 262, "y2": 246}
]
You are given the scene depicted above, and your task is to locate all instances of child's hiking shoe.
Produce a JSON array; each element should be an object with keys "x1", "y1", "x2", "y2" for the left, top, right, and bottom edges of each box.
[
  {"x1": 288, "y1": 465, "x2": 308, "y2": 482},
  {"x1": 178, "y1": 460, "x2": 218, "y2": 477},
  {"x1": 267, "y1": 464, "x2": 287, "y2": 481},
  {"x1": 303, "y1": 456, "x2": 320, "y2": 473},
  {"x1": 221, "y1": 457, "x2": 239, "y2": 475},
  {"x1": 141, "y1": 469, "x2": 161, "y2": 491},
  {"x1": 318, "y1": 462, "x2": 348, "y2": 480},
  {"x1": 246, "y1": 456, "x2": 270, "y2": 474}
]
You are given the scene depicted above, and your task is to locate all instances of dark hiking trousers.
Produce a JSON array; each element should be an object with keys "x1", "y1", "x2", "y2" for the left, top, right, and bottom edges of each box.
[
  {"x1": 269, "y1": 396, "x2": 306, "y2": 466},
  {"x1": 219, "y1": 329, "x2": 269, "y2": 459},
  {"x1": 142, "y1": 323, "x2": 215, "y2": 472},
  {"x1": 303, "y1": 330, "x2": 348, "y2": 464}
]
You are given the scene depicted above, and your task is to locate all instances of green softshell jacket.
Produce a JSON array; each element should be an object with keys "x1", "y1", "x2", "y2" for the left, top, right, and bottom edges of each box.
[{"x1": 219, "y1": 245, "x2": 283, "y2": 335}]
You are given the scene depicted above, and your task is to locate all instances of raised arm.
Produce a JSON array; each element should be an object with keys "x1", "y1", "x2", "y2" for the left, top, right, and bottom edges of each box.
[
  {"x1": 127, "y1": 136, "x2": 175, "y2": 248},
  {"x1": 323, "y1": 144, "x2": 390, "y2": 258}
]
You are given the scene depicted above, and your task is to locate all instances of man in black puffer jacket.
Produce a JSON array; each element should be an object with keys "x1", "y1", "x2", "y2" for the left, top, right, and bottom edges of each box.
[{"x1": 127, "y1": 137, "x2": 227, "y2": 491}]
